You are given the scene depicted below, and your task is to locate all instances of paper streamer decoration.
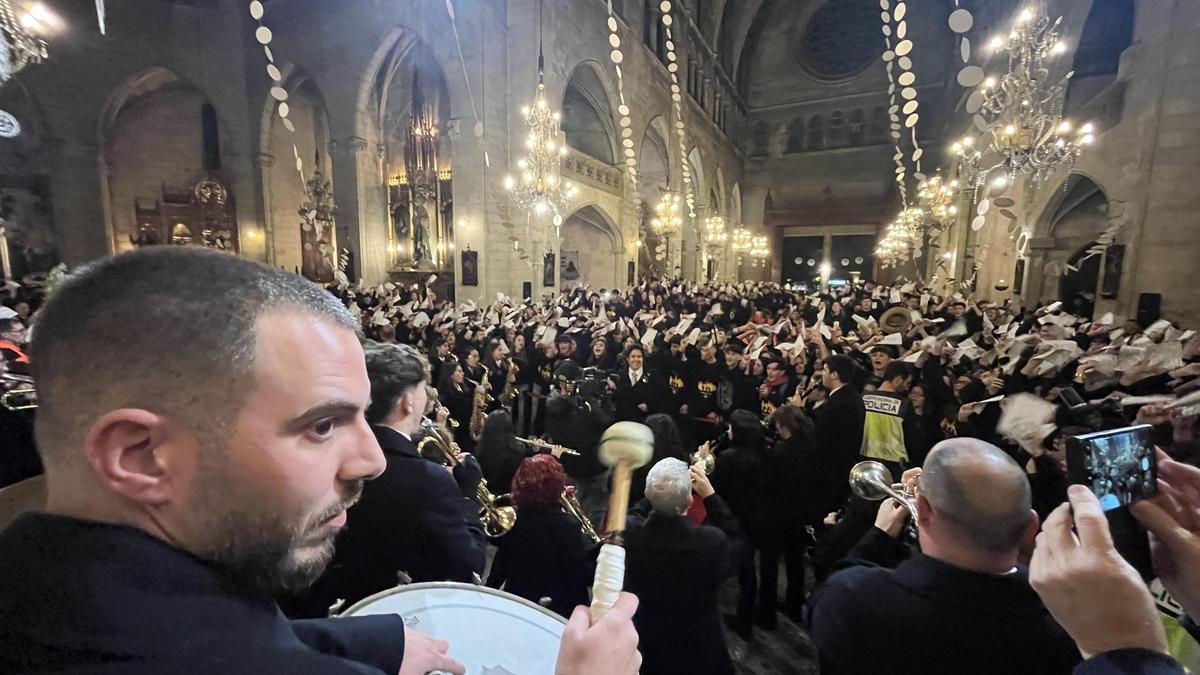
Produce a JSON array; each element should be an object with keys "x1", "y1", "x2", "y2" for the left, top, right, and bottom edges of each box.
[{"x1": 247, "y1": 1, "x2": 305, "y2": 188}]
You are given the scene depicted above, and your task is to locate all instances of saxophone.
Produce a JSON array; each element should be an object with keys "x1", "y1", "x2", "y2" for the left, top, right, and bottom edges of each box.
[
  {"x1": 468, "y1": 365, "x2": 491, "y2": 441},
  {"x1": 500, "y1": 357, "x2": 519, "y2": 408}
]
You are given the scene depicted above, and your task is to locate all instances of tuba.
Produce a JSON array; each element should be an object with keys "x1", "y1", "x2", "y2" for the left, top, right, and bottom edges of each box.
[
  {"x1": 560, "y1": 486, "x2": 601, "y2": 543},
  {"x1": 419, "y1": 418, "x2": 515, "y2": 537},
  {"x1": 848, "y1": 460, "x2": 919, "y2": 531}
]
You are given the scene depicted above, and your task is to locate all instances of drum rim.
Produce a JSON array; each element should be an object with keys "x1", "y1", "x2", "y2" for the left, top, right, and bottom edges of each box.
[{"x1": 338, "y1": 581, "x2": 569, "y2": 625}]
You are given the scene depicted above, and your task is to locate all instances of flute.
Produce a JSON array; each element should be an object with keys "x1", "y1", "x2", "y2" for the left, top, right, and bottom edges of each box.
[{"x1": 515, "y1": 436, "x2": 580, "y2": 456}]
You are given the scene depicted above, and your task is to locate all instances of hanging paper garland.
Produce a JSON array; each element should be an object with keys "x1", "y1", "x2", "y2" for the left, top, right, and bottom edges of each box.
[
  {"x1": 247, "y1": 0, "x2": 305, "y2": 187},
  {"x1": 602, "y1": 0, "x2": 639, "y2": 188},
  {"x1": 659, "y1": 2, "x2": 696, "y2": 219}
]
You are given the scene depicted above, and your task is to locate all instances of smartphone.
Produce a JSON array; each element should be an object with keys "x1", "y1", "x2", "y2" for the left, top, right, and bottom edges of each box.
[
  {"x1": 1066, "y1": 424, "x2": 1157, "y2": 511},
  {"x1": 1066, "y1": 424, "x2": 1157, "y2": 579}
]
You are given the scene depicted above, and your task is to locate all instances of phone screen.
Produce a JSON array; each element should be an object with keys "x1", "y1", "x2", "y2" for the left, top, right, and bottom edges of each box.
[{"x1": 1066, "y1": 424, "x2": 1157, "y2": 511}]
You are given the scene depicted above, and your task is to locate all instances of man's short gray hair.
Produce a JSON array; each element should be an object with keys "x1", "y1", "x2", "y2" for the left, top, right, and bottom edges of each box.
[
  {"x1": 922, "y1": 438, "x2": 1032, "y2": 553},
  {"x1": 644, "y1": 458, "x2": 691, "y2": 516},
  {"x1": 31, "y1": 247, "x2": 356, "y2": 468}
]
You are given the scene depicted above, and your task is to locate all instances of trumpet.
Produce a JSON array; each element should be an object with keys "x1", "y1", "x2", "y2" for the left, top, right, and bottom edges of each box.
[
  {"x1": 1, "y1": 374, "x2": 36, "y2": 411},
  {"x1": 848, "y1": 460, "x2": 919, "y2": 531},
  {"x1": 515, "y1": 437, "x2": 580, "y2": 456},
  {"x1": 418, "y1": 418, "x2": 516, "y2": 537},
  {"x1": 561, "y1": 486, "x2": 601, "y2": 543}
]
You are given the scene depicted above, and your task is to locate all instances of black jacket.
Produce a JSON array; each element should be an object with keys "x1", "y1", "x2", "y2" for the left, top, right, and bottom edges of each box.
[
  {"x1": 613, "y1": 366, "x2": 660, "y2": 422},
  {"x1": 325, "y1": 426, "x2": 486, "y2": 607},
  {"x1": 808, "y1": 554, "x2": 1081, "y2": 675},
  {"x1": 0, "y1": 513, "x2": 405, "y2": 674},
  {"x1": 624, "y1": 512, "x2": 736, "y2": 675},
  {"x1": 485, "y1": 504, "x2": 593, "y2": 618},
  {"x1": 812, "y1": 385, "x2": 866, "y2": 517},
  {"x1": 710, "y1": 443, "x2": 769, "y2": 546}
]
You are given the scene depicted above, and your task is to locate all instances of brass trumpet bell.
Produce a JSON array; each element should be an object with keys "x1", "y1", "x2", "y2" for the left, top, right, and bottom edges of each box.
[{"x1": 848, "y1": 460, "x2": 920, "y2": 527}]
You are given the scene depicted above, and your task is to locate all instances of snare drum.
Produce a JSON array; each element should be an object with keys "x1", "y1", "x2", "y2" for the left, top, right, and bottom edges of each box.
[{"x1": 340, "y1": 582, "x2": 566, "y2": 673}]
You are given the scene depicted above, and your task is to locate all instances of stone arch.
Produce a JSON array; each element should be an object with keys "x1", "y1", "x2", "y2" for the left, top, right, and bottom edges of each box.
[
  {"x1": 712, "y1": 166, "x2": 727, "y2": 215},
  {"x1": 354, "y1": 26, "x2": 467, "y2": 142},
  {"x1": 560, "y1": 202, "x2": 623, "y2": 289},
  {"x1": 258, "y1": 65, "x2": 333, "y2": 274},
  {"x1": 561, "y1": 61, "x2": 618, "y2": 164},
  {"x1": 98, "y1": 66, "x2": 220, "y2": 254},
  {"x1": 730, "y1": 183, "x2": 743, "y2": 226},
  {"x1": 637, "y1": 116, "x2": 671, "y2": 204}
]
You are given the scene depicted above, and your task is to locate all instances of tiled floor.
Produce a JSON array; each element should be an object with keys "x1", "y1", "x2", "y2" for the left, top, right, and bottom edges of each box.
[{"x1": 717, "y1": 580, "x2": 820, "y2": 675}]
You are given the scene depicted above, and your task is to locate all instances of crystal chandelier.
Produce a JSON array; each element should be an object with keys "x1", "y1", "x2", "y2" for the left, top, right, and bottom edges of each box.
[
  {"x1": 0, "y1": 1, "x2": 49, "y2": 83},
  {"x1": 916, "y1": 172, "x2": 959, "y2": 227},
  {"x1": 503, "y1": 1, "x2": 577, "y2": 248},
  {"x1": 731, "y1": 226, "x2": 752, "y2": 260},
  {"x1": 876, "y1": 207, "x2": 924, "y2": 268},
  {"x1": 953, "y1": 2, "x2": 1094, "y2": 190},
  {"x1": 703, "y1": 215, "x2": 727, "y2": 245},
  {"x1": 651, "y1": 192, "x2": 682, "y2": 263},
  {"x1": 750, "y1": 234, "x2": 770, "y2": 268}
]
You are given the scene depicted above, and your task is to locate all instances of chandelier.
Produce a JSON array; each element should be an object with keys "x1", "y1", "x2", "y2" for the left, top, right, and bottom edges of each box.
[
  {"x1": 953, "y1": 2, "x2": 1093, "y2": 190},
  {"x1": 0, "y1": 1, "x2": 49, "y2": 83},
  {"x1": 750, "y1": 234, "x2": 769, "y2": 267},
  {"x1": 651, "y1": 192, "x2": 682, "y2": 237},
  {"x1": 917, "y1": 173, "x2": 959, "y2": 226},
  {"x1": 876, "y1": 207, "x2": 924, "y2": 268},
  {"x1": 731, "y1": 226, "x2": 752, "y2": 258},
  {"x1": 503, "y1": 2, "x2": 577, "y2": 247},
  {"x1": 704, "y1": 215, "x2": 727, "y2": 245}
]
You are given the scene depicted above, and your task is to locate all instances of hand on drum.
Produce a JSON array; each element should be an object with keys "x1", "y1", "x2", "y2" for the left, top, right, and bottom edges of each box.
[
  {"x1": 556, "y1": 592, "x2": 642, "y2": 675},
  {"x1": 398, "y1": 627, "x2": 465, "y2": 675}
]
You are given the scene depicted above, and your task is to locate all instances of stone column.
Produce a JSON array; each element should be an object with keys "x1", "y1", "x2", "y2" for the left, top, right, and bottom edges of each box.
[
  {"x1": 47, "y1": 138, "x2": 109, "y2": 265},
  {"x1": 330, "y1": 135, "x2": 388, "y2": 283},
  {"x1": 256, "y1": 153, "x2": 277, "y2": 267}
]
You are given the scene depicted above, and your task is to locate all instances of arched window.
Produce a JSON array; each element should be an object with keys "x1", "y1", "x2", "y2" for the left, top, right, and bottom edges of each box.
[
  {"x1": 848, "y1": 108, "x2": 866, "y2": 146},
  {"x1": 807, "y1": 114, "x2": 825, "y2": 151},
  {"x1": 785, "y1": 117, "x2": 805, "y2": 154},
  {"x1": 828, "y1": 110, "x2": 846, "y2": 148}
]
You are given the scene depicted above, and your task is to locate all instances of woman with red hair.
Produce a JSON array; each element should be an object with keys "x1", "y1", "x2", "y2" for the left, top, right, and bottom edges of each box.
[{"x1": 485, "y1": 454, "x2": 595, "y2": 617}]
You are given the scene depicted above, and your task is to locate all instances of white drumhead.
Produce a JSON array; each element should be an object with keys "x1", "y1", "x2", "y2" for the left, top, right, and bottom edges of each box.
[{"x1": 341, "y1": 582, "x2": 566, "y2": 674}]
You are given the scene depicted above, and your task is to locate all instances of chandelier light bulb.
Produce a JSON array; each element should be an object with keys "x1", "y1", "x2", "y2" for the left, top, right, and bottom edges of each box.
[
  {"x1": 504, "y1": 175, "x2": 515, "y2": 190},
  {"x1": 1052, "y1": 41, "x2": 1066, "y2": 54},
  {"x1": 990, "y1": 36, "x2": 1004, "y2": 51},
  {"x1": 1081, "y1": 122, "x2": 1095, "y2": 134},
  {"x1": 1081, "y1": 134, "x2": 1094, "y2": 145},
  {"x1": 992, "y1": 175, "x2": 1009, "y2": 189},
  {"x1": 1018, "y1": 8, "x2": 1034, "y2": 23},
  {"x1": 1058, "y1": 120, "x2": 1072, "y2": 133},
  {"x1": 984, "y1": 77, "x2": 997, "y2": 89}
]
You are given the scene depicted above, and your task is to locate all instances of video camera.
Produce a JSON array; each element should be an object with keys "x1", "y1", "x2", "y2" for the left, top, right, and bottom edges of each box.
[{"x1": 575, "y1": 367, "x2": 615, "y2": 407}]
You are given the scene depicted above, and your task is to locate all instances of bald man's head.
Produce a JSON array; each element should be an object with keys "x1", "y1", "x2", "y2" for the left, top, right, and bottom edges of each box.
[{"x1": 920, "y1": 439, "x2": 1032, "y2": 554}]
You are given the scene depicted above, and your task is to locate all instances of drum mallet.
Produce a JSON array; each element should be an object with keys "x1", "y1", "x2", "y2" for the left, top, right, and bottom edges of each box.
[{"x1": 589, "y1": 421, "x2": 654, "y2": 622}]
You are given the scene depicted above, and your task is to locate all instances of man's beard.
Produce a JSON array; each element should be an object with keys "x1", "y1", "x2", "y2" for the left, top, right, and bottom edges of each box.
[{"x1": 190, "y1": 466, "x2": 363, "y2": 596}]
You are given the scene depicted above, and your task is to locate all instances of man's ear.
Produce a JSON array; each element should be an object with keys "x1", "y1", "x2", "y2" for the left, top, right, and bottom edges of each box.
[
  {"x1": 83, "y1": 409, "x2": 179, "y2": 506},
  {"x1": 916, "y1": 494, "x2": 934, "y2": 528}
]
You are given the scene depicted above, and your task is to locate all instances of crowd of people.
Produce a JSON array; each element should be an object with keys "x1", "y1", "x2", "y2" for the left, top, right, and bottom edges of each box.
[{"x1": 3, "y1": 246, "x2": 1200, "y2": 674}]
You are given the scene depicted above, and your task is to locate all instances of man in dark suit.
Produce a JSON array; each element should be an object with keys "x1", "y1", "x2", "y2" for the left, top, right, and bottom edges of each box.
[
  {"x1": 613, "y1": 344, "x2": 658, "y2": 422},
  {"x1": 321, "y1": 342, "x2": 486, "y2": 608},
  {"x1": 624, "y1": 458, "x2": 736, "y2": 675},
  {"x1": 811, "y1": 354, "x2": 866, "y2": 519},
  {"x1": 808, "y1": 438, "x2": 1082, "y2": 675},
  {"x1": 0, "y1": 248, "x2": 638, "y2": 675}
]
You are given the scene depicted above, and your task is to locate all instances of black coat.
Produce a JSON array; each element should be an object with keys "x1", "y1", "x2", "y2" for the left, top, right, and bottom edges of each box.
[
  {"x1": 710, "y1": 443, "x2": 769, "y2": 546},
  {"x1": 613, "y1": 366, "x2": 660, "y2": 422},
  {"x1": 0, "y1": 513, "x2": 405, "y2": 674},
  {"x1": 325, "y1": 426, "x2": 486, "y2": 607},
  {"x1": 808, "y1": 554, "x2": 1082, "y2": 675},
  {"x1": 812, "y1": 385, "x2": 865, "y2": 517},
  {"x1": 485, "y1": 504, "x2": 593, "y2": 618},
  {"x1": 624, "y1": 512, "x2": 736, "y2": 675}
]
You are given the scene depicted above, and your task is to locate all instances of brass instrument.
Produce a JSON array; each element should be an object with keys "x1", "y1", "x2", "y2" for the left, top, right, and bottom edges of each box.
[
  {"x1": 692, "y1": 443, "x2": 716, "y2": 475},
  {"x1": 561, "y1": 486, "x2": 601, "y2": 543},
  {"x1": 514, "y1": 436, "x2": 580, "y2": 456},
  {"x1": 848, "y1": 460, "x2": 919, "y2": 531},
  {"x1": 500, "y1": 357, "x2": 519, "y2": 407},
  {"x1": 1, "y1": 374, "x2": 36, "y2": 411},
  {"x1": 418, "y1": 418, "x2": 515, "y2": 537},
  {"x1": 468, "y1": 366, "x2": 491, "y2": 442}
]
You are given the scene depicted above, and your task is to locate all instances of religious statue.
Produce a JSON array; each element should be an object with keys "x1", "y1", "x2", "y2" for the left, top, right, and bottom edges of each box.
[{"x1": 412, "y1": 197, "x2": 433, "y2": 265}]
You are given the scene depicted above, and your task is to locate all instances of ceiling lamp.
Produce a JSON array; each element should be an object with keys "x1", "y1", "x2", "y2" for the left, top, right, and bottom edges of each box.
[
  {"x1": 916, "y1": 171, "x2": 959, "y2": 233},
  {"x1": 876, "y1": 206, "x2": 924, "y2": 268},
  {"x1": 503, "y1": 0, "x2": 578, "y2": 247},
  {"x1": 955, "y1": 2, "x2": 1093, "y2": 190},
  {"x1": 0, "y1": 1, "x2": 51, "y2": 82},
  {"x1": 704, "y1": 215, "x2": 728, "y2": 244},
  {"x1": 750, "y1": 234, "x2": 770, "y2": 267},
  {"x1": 730, "y1": 225, "x2": 752, "y2": 257}
]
